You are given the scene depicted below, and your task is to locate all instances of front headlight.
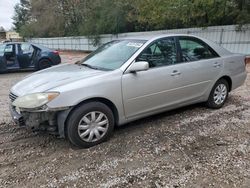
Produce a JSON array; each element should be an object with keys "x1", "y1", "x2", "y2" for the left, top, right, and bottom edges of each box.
[{"x1": 12, "y1": 92, "x2": 59, "y2": 109}]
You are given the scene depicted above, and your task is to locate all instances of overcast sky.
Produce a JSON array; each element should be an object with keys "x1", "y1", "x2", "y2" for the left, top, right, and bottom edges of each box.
[{"x1": 0, "y1": 0, "x2": 20, "y2": 30}]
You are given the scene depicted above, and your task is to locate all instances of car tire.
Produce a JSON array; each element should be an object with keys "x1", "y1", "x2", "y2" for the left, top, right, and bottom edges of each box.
[
  {"x1": 66, "y1": 102, "x2": 115, "y2": 148},
  {"x1": 206, "y1": 79, "x2": 229, "y2": 109},
  {"x1": 37, "y1": 59, "x2": 51, "y2": 70}
]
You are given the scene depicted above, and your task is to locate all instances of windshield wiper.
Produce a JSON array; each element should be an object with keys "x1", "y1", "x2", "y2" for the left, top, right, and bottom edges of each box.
[
  {"x1": 81, "y1": 63, "x2": 111, "y2": 71},
  {"x1": 81, "y1": 63, "x2": 99, "y2": 70}
]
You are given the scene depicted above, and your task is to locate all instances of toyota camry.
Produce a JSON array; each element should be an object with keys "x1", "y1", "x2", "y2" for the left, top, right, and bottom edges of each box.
[{"x1": 9, "y1": 34, "x2": 247, "y2": 148}]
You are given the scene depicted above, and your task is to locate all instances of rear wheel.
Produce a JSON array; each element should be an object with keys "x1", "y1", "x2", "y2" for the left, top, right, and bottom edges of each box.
[
  {"x1": 37, "y1": 59, "x2": 52, "y2": 70},
  {"x1": 206, "y1": 79, "x2": 229, "y2": 109},
  {"x1": 66, "y1": 102, "x2": 115, "y2": 148}
]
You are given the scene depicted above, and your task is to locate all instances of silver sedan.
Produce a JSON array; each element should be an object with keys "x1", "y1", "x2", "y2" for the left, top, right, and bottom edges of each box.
[{"x1": 9, "y1": 34, "x2": 247, "y2": 148}]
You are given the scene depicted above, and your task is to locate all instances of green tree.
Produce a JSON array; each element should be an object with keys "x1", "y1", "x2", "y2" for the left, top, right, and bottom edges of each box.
[
  {"x1": 13, "y1": 0, "x2": 31, "y2": 33},
  {"x1": 12, "y1": 0, "x2": 250, "y2": 38}
]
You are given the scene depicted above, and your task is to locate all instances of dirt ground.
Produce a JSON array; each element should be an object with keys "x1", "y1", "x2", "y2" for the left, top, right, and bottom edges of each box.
[{"x1": 0, "y1": 53, "x2": 250, "y2": 188}]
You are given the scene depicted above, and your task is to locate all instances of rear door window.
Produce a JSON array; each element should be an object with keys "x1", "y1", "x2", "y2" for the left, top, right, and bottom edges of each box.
[
  {"x1": 20, "y1": 43, "x2": 34, "y2": 54},
  {"x1": 179, "y1": 37, "x2": 219, "y2": 62}
]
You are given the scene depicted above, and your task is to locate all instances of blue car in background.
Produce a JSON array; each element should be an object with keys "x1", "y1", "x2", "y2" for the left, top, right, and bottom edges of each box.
[{"x1": 0, "y1": 42, "x2": 61, "y2": 72}]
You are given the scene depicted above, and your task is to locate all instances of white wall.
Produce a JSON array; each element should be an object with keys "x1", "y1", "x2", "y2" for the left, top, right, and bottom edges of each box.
[{"x1": 28, "y1": 24, "x2": 250, "y2": 54}]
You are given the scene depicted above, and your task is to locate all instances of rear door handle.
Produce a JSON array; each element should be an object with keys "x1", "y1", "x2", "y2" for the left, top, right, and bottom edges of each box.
[{"x1": 171, "y1": 70, "x2": 181, "y2": 76}]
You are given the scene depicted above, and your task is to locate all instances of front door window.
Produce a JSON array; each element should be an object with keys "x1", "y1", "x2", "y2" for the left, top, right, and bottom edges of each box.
[{"x1": 136, "y1": 37, "x2": 177, "y2": 68}]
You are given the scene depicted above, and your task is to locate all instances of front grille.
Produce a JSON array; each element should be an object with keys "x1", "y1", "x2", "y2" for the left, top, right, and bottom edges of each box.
[{"x1": 9, "y1": 92, "x2": 18, "y2": 102}]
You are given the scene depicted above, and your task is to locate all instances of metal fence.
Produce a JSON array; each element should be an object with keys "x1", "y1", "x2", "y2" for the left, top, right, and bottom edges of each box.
[{"x1": 28, "y1": 24, "x2": 250, "y2": 54}]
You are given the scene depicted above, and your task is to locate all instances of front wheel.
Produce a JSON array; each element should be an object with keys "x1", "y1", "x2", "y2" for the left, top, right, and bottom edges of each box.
[
  {"x1": 206, "y1": 79, "x2": 229, "y2": 109},
  {"x1": 66, "y1": 102, "x2": 115, "y2": 148}
]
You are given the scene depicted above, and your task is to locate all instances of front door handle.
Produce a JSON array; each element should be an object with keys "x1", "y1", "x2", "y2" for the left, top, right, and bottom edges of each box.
[
  {"x1": 213, "y1": 62, "x2": 221, "y2": 67},
  {"x1": 171, "y1": 70, "x2": 181, "y2": 76}
]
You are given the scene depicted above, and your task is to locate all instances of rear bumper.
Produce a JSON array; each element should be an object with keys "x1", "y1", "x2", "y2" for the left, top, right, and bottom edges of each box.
[
  {"x1": 55, "y1": 56, "x2": 61, "y2": 65},
  {"x1": 231, "y1": 71, "x2": 247, "y2": 90},
  {"x1": 51, "y1": 55, "x2": 61, "y2": 65}
]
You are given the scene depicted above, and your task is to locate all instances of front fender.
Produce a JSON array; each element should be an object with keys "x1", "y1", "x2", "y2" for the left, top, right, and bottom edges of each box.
[{"x1": 57, "y1": 108, "x2": 73, "y2": 138}]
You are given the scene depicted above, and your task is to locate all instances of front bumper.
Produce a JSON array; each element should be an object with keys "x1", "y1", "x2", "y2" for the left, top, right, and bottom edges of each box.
[
  {"x1": 9, "y1": 104, "x2": 71, "y2": 138},
  {"x1": 9, "y1": 105, "x2": 25, "y2": 126},
  {"x1": 9, "y1": 104, "x2": 57, "y2": 130},
  {"x1": 9, "y1": 91, "x2": 71, "y2": 137}
]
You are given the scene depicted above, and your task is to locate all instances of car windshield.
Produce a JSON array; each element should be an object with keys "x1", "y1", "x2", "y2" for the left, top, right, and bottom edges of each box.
[
  {"x1": 0, "y1": 44, "x2": 6, "y2": 55},
  {"x1": 81, "y1": 40, "x2": 146, "y2": 70}
]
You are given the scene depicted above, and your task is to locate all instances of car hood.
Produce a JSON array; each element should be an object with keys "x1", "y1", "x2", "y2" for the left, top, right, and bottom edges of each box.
[{"x1": 11, "y1": 64, "x2": 106, "y2": 96}]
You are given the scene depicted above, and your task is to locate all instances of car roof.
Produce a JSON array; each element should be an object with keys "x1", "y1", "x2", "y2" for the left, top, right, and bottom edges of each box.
[
  {"x1": 2, "y1": 42, "x2": 51, "y2": 51},
  {"x1": 2, "y1": 42, "x2": 25, "y2": 45},
  {"x1": 121, "y1": 33, "x2": 232, "y2": 56},
  {"x1": 120, "y1": 34, "x2": 203, "y2": 41}
]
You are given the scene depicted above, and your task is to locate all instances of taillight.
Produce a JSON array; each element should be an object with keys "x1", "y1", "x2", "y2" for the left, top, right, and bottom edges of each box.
[{"x1": 53, "y1": 50, "x2": 59, "y2": 55}]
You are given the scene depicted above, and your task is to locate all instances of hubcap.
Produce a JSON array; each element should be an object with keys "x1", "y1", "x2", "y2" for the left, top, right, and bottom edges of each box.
[
  {"x1": 213, "y1": 84, "x2": 227, "y2": 105},
  {"x1": 78, "y1": 111, "x2": 109, "y2": 142}
]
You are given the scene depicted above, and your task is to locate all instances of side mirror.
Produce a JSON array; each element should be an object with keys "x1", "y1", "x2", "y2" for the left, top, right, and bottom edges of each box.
[{"x1": 129, "y1": 61, "x2": 149, "y2": 73}]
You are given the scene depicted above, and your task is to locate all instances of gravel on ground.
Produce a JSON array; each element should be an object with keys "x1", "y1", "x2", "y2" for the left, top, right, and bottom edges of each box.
[{"x1": 0, "y1": 53, "x2": 249, "y2": 188}]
